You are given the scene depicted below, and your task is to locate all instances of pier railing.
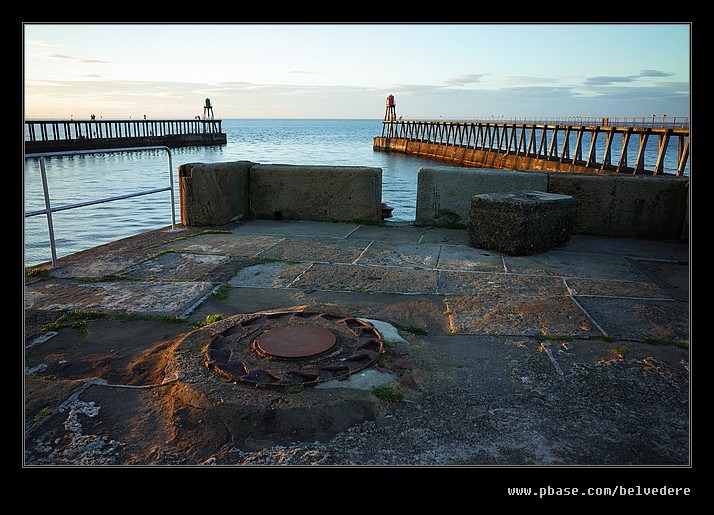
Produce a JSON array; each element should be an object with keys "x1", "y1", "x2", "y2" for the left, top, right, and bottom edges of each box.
[
  {"x1": 25, "y1": 118, "x2": 223, "y2": 141},
  {"x1": 24, "y1": 118, "x2": 226, "y2": 153},
  {"x1": 390, "y1": 116, "x2": 689, "y2": 129},
  {"x1": 25, "y1": 146, "x2": 176, "y2": 268},
  {"x1": 378, "y1": 118, "x2": 690, "y2": 176}
]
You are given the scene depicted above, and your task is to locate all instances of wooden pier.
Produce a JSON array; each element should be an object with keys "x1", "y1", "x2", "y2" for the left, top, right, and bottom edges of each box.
[
  {"x1": 24, "y1": 118, "x2": 227, "y2": 153},
  {"x1": 374, "y1": 116, "x2": 690, "y2": 176}
]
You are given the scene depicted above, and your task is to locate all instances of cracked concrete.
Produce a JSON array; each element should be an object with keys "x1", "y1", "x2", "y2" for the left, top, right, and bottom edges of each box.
[{"x1": 24, "y1": 219, "x2": 690, "y2": 473}]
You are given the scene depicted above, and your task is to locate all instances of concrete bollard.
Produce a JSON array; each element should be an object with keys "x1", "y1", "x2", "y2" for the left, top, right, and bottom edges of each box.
[{"x1": 468, "y1": 191, "x2": 577, "y2": 255}]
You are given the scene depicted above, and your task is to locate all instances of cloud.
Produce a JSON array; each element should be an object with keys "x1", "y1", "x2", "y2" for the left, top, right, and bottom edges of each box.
[
  {"x1": 639, "y1": 69, "x2": 674, "y2": 78},
  {"x1": 443, "y1": 74, "x2": 487, "y2": 86},
  {"x1": 43, "y1": 53, "x2": 108, "y2": 64},
  {"x1": 24, "y1": 75, "x2": 689, "y2": 120},
  {"x1": 584, "y1": 75, "x2": 638, "y2": 86},
  {"x1": 26, "y1": 39, "x2": 61, "y2": 48},
  {"x1": 584, "y1": 69, "x2": 674, "y2": 86}
]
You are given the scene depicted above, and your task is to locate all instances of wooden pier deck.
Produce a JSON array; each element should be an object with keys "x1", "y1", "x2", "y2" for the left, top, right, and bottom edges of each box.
[{"x1": 24, "y1": 118, "x2": 227, "y2": 153}]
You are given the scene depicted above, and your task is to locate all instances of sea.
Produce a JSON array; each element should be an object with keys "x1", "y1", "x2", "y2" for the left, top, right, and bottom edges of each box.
[{"x1": 23, "y1": 118, "x2": 688, "y2": 268}]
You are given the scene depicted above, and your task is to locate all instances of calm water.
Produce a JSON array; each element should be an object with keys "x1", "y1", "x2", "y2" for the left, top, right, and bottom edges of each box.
[
  {"x1": 23, "y1": 118, "x2": 689, "y2": 268},
  {"x1": 23, "y1": 119, "x2": 438, "y2": 267}
]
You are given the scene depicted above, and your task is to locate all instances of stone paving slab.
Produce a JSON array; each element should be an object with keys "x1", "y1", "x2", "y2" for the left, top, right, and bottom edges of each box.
[
  {"x1": 42, "y1": 227, "x2": 199, "y2": 279},
  {"x1": 563, "y1": 234, "x2": 689, "y2": 261},
  {"x1": 118, "y1": 252, "x2": 253, "y2": 282},
  {"x1": 290, "y1": 263, "x2": 439, "y2": 294},
  {"x1": 157, "y1": 232, "x2": 284, "y2": 256},
  {"x1": 574, "y1": 296, "x2": 689, "y2": 342},
  {"x1": 418, "y1": 227, "x2": 472, "y2": 245},
  {"x1": 228, "y1": 262, "x2": 312, "y2": 288},
  {"x1": 504, "y1": 251, "x2": 651, "y2": 281},
  {"x1": 444, "y1": 335, "x2": 539, "y2": 395},
  {"x1": 231, "y1": 219, "x2": 361, "y2": 238},
  {"x1": 437, "y1": 271, "x2": 568, "y2": 295},
  {"x1": 632, "y1": 260, "x2": 689, "y2": 302},
  {"x1": 435, "y1": 245, "x2": 504, "y2": 272},
  {"x1": 443, "y1": 292, "x2": 597, "y2": 337},
  {"x1": 258, "y1": 237, "x2": 370, "y2": 264},
  {"x1": 348, "y1": 224, "x2": 425, "y2": 243},
  {"x1": 566, "y1": 277, "x2": 670, "y2": 298},
  {"x1": 356, "y1": 241, "x2": 442, "y2": 268},
  {"x1": 24, "y1": 280, "x2": 215, "y2": 315}
]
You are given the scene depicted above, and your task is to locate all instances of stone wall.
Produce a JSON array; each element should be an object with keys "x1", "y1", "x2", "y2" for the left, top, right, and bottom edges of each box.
[
  {"x1": 179, "y1": 160, "x2": 689, "y2": 240},
  {"x1": 179, "y1": 161, "x2": 382, "y2": 226},
  {"x1": 415, "y1": 167, "x2": 549, "y2": 226},
  {"x1": 249, "y1": 164, "x2": 382, "y2": 222},
  {"x1": 416, "y1": 166, "x2": 689, "y2": 240},
  {"x1": 547, "y1": 172, "x2": 690, "y2": 240}
]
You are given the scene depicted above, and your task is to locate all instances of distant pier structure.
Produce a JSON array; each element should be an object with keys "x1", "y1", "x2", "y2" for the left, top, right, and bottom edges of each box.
[
  {"x1": 385, "y1": 94, "x2": 397, "y2": 122},
  {"x1": 375, "y1": 96, "x2": 690, "y2": 176},
  {"x1": 203, "y1": 98, "x2": 214, "y2": 120},
  {"x1": 25, "y1": 99, "x2": 227, "y2": 153}
]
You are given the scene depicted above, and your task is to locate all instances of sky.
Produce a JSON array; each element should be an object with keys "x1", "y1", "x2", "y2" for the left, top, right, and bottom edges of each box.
[{"x1": 23, "y1": 23, "x2": 691, "y2": 120}]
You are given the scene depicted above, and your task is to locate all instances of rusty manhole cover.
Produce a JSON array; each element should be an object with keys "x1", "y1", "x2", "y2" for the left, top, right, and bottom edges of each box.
[
  {"x1": 256, "y1": 325, "x2": 337, "y2": 358},
  {"x1": 205, "y1": 311, "x2": 384, "y2": 388}
]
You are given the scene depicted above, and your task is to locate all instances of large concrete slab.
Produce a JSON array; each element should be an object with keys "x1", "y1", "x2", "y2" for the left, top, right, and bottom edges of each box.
[
  {"x1": 231, "y1": 219, "x2": 361, "y2": 238},
  {"x1": 437, "y1": 271, "x2": 568, "y2": 295},
  {"x1": 258, "y1": 237, "x2": 370, "y2": 264},
  {"x1": 419, "y1": 227, "x2": 472, "y2": 245},
  {"x1": 157, "y1": 232, "x2": 283, "y2": 256},
  {"x1": 228, "y1": 262, "x2": 311, "y2": 288},
  {"x1": 443, "y1": 293, "x2": 600, "y2": 337},
  {"x1": 574, "y1": 296, "x2": 689, "y2": 342},
  {"x1": 348, "y1": 224, "x2": 425, "y2": 243},
  {"x1": 503, "y1": 250, "x2": 650, "y2": 281},
  {"x1": 291, "y1": 263, "x2": 438, "y2": 294},
  {"x1": 119, "y1": 252, "x2": 252, "y2": 282},
  {"x1": 563, "y1": 234, "x2": 689, "y2": 261},
  {"x1": 24, "y1": 280, "x2": 215, "y2": 316},
  {"x1": 565, "y1": 277, "x2": 671, "y2": 298},
  {"x1": 356, "y1": 241, "x2": 442, "y2": 268},
  {"x1": 435, "y1": 245, "x2": 504, "y2": 272}
]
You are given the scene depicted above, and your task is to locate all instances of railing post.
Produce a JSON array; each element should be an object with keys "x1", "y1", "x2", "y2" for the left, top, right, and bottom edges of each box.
[
  {"x1": 166, "y1": 147, "x2": 176, "y2": 230},
  {"x1": 37, "y1": 156, "x2": 58, "y2": 268}
]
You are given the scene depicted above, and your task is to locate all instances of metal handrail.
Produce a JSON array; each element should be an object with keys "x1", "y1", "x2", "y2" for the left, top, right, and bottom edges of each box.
[{"x1": 24, "y1": 146, "x2": 176, "y2": 268}]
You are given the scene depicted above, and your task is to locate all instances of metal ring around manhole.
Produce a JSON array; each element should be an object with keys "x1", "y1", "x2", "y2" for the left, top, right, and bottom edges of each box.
[{"x1": 204, "y1": 311, "x2": 384, "y2": 388}]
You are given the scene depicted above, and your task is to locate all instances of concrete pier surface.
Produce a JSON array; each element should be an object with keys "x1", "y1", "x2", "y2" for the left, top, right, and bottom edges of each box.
[{"x1": 23, "y1": 219, "x2": 690, "y2": 469}]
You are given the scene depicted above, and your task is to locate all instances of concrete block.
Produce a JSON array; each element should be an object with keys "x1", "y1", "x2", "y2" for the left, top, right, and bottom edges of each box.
[
  {"x1": 468, "y1": 191, "x2": 577, "y2": 256},
  {"x1": 250, "y1": 164, "x2": 382, "y2": 222},
  {"x1": 416, "y1": 167, "x2": 549, "y2": 227},
  {"x1": 179, "y1": 161, "x2": 252, "y2": 226}
]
